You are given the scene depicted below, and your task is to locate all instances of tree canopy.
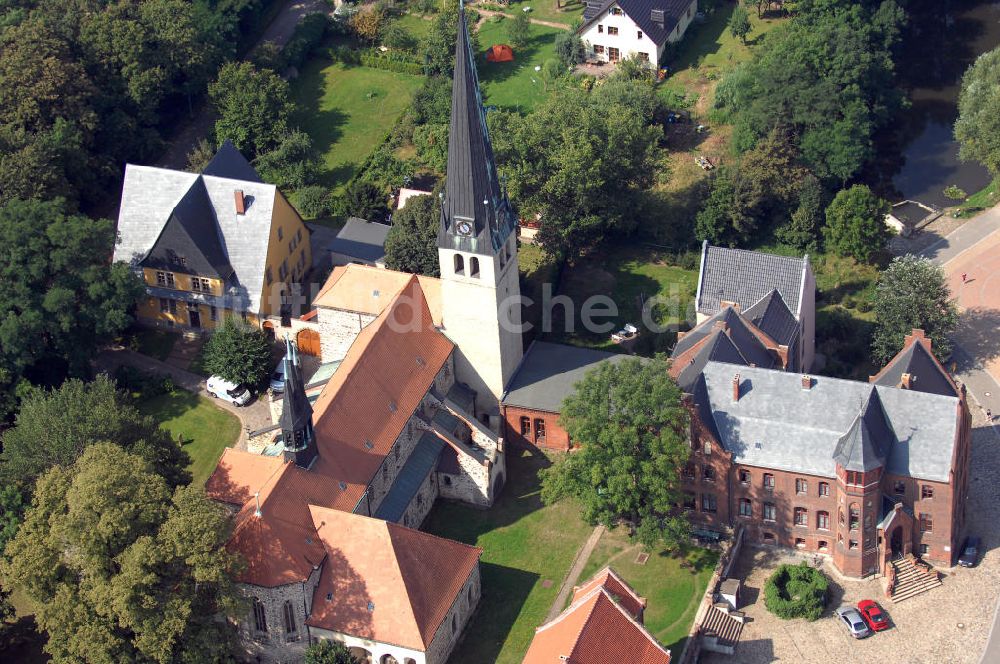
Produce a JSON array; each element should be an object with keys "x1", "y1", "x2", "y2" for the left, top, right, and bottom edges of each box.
[
  {"x1": 490, "y1": 80, "x2": 662, "y2": 257},
  {"x1": 955, "y1": 46, "x2": 1000, "y2": 176},
  {"x1": 540, "y1": 356, "x2": 691, "y2": 548},
  {"x1": 209, "y1": 61, "x2": 294, "y2": 159},
  {"x1": 0, "y1": 198, "x2": 145, "y2": 419},
  {"x1": 384, "y1": 194, "x2": 442, "y2": 277},
  {"x1": 0, "y1": 375, "x2": 191, "y2": 494},
  {"x1": 1, "y1": 443, "x2": 239, "y2": 663},
  {"x1": 871, "y1": 255, "x2": 958, "y2": 365},
  {"x1": 305, "y1": 640, "x2": 361, "y2": 664},
  {"x1": 202, "y1": 317, "x2": 273, "y2": 388},
  {"x1": 822, "y1": 184, "x2": 891, "y2": 263}
]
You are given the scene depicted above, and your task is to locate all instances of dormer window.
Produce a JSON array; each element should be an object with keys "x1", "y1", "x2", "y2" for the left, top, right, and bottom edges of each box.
[{"x1": 454, "y1": 254, "x2": 465, "y2": 275}]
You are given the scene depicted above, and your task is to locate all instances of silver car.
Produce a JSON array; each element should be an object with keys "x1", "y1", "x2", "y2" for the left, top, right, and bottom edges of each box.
[{"x1": 836, "y1": 606, "x2": 872, "y2": 639}]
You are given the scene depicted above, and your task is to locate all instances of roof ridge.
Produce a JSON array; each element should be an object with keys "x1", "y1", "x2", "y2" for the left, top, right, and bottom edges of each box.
[{"x1": 383, "y1": 522, "x2": 427, "y2": 648}]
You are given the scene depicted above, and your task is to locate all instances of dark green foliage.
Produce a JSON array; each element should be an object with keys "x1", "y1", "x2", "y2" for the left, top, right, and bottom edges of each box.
[
  {"x1": 0, "y1": 198, "x2": 145, "y2": 419},
  {"x1": 540, "y1": 357, "x2": 691, "y2": 549},
  {"x1": 296, "y1": 185, "x2": 334, "y2": 218},
  {"x1": 490, "y1": 81, "x2": 662, "y2": 257},
  {"x1": 305, "y1": 640, "x2": 361, "y2": 664},
  {"x1": 713, "y1": 0, "x2": 904, "y2": 182},
  {"x1": 187, "y1": 137, "x2": 217, "y2": 173},
  {"x1": 955, "y1": 47, "x2": 1000, "y2": 176},
  {"x1": 764, "y1": 562, "x2": 828, "y2": 621},
  {"x1": 202, "y1": 317, "x2": 273, "y2": 388},
  {"x1": 0, "y1": 375, "x2": 190, "y2": 493},
  {"x1": 696, "y1": 167, "x2": 745, "y2": 246},
  {"x1": 871, "y1": 255, "x2": 958, "y2": 364},
  {"x1": 345, "y1": 180, "x2": 389, "y2": 222},
  {"x1": 422, "y1": 3, "x2": 478, "y2": 77},
  {"x1": 209, "y1": 61, "x2": 294, "y2": 158},
  {"x1": 383, "y1": 20, "x2": 418, "y2": 53},
  {"x1": 413, "y1": 122, "x2": 449, "y2": 172},
  {"x1": 823, "y1": 184, "x2": 891, "y2": 263},
  {"x1": 507, "y1": 11, "x2": 530, "y2": 49},
  {"x1": 282, "y1": 12, "x2": 331, "y2": 70},
  {"x1": 1, "y1": 443, "x2": 240, "y2": 663},
  {"x1": 728, "y1": 4, "x2": 751, "y2": 44},
  {"x1": 255, "y1": 130, "x2": 321, "y2": 189},
  {"x1": 358, "y1": 144, "x2": 415, "y2": 191},
  {"x1": 777, "y1": 174, "x2": 825, "y2": 251},
  {"x1": 384, "y1": 193, "x2": 442, "y2": 277},
  {"x1": 614, "y1": 54, "x2": 655, "y2": 82},
  {"x1": 359, "y1": 51, "x2": 426, "y2": 75},
  {"x1": 0, "y1": 483, "x2": 25, "y2": 555},
  {"x1": 554, "y1": 31, "x2": 586, "y2": 68},
  {"x1": 411, "y1": 76, "x2": 454, "y2": 125}
]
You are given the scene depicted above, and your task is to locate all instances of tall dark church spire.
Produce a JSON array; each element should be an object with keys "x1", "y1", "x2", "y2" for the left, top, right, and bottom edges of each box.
[
  {"x1": 280, "y1": 337, "x2": 316, "y2": 468},
  {"x1": 439, "y1": 2, "x2": 517, "y2": 256}
]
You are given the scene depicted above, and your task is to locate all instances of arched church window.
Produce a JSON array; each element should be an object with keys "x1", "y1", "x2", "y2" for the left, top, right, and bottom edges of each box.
[
  {"x1": 454, "y1": 254, "x2": 465, "y2": 275},
  {"x1": 252, "y1": 597, "x2": 268, "y2": 633},
  {"x1": 470, "y1": 257, "x2": 480, "y2": 277},
  {"x1": 282, "y1": 600, "x2": 297, "y2": 636}
]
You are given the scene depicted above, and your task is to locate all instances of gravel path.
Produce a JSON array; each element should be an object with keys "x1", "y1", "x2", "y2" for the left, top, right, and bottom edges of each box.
[{"x1": 545, "y1": 524, "x2": 606, "y2": 621}]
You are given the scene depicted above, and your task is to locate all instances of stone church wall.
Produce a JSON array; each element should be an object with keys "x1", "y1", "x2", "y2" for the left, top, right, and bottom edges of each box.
[
  {"x1": 424, "y1": 564, "x2": 482, "y2": 664},
  {"x1": 237, "y1": 564, "x2": 322, "y2": 663},
  {"x1": 399, "y1": 467, "x2": 440, "y2": 529}
]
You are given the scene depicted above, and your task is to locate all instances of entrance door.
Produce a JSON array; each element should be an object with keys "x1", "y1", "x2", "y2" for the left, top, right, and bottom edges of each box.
[
  {"x1": 188, "y1": 304, "x2": 201, "y2": 329},
  {"x1": 608, "y1": 47, "x2": 621, "y2": 62},
  {"x1": 890, "y1": 526, "x2": 904, "y2": 559},
  {"x1": 297, "y1": 328, "x2": 321, "y2": 356}
]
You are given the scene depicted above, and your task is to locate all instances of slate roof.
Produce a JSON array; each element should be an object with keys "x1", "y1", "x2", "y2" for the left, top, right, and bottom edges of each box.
[
  {"x1": 696, "y1": 242, "x2": 809, "y2": 318},
  {"x1": 280, "y1": 338, "x2": 313, "y2": 434},
  {"x1": 114, "y1": 142, "x2": 283, "y2": 313},
  {"x1": 306, "y1": 506, "x2": 481, "y2": 651},
  {"x1": 439, "y1": 6, "x2": 517, "y2": 256},
  {"x1": 202, "y1": 140, "x2": 263, "y2": 182},
  {"x1": 671, "y1": 307, "x2": 781, "y2": 390},
  {"x1": 832, "y1": 390, "x2": 892, "y2": 472},
  {"x1": 693, "y1": 362, "x2": 960, "y2": 482},
  {"x1": 501, "y1": 341, "x2": 634, "y2": 413},
  {"x1": 580, "y1": 0, "x2": 697, "y2": 47},
  {"x1": 743, "y1": 289, "x2": 800, "y2": 348},
  {"x1": 523, "y1": 584, "x2": 671, "y2": 664},
  {"x1": 328, "y1": 217, "x2": 390, "y2": 263},
  {"x1": 374, "y1": 431, "x2": 445, "y2": 523},
  {"x1": 871, "y1": 331, "x2": 958, "y2": 397}
]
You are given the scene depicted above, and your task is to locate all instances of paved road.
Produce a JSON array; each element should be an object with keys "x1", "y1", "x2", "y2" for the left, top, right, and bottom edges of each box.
[
  {"x1": 156, "y1": 0, "x2": 331, "y2": 170},
  {"x1": 919, "y1": 204, "x2": 1000, "y2": 265}
]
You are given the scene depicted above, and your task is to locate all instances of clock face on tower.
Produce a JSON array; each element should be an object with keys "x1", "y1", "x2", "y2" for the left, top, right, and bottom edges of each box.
[{"x1": 456, "y1": 220, "x2": 473, "y2": 236}]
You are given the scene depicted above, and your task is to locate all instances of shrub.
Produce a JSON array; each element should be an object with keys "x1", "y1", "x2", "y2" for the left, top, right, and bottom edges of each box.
[
  {"x1": 283, "y1": 13, "x2": 331, "y2": 70},
  {"x1": 764, "y1": 562, "x2": 829, "y2": 621},
  {"x1": 296, "y1": 185, "x2": 333, "y2": 218}
]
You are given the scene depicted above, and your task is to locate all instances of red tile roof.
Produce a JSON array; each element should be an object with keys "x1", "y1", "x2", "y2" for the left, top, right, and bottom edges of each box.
[
  {"x1": 305, "y1": 506, "x2": 481, "y2": 650},
  {"x1": 570, "y1": 566, "x2": 646, "y2": 620},
  {"x1": 523, "y1": 578, "x2": 670, "y2": 664},
  {"x1": 208, "y1": 276, "x2": 456, "y2": 588},
  {"x1": 315, "y1": 264, "x2": 443, "y2": 326}
]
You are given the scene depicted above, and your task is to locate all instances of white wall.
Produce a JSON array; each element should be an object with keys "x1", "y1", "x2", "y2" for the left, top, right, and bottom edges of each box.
[{"x1": 579, "y1": 0, "x2": 698, "y2": 67}]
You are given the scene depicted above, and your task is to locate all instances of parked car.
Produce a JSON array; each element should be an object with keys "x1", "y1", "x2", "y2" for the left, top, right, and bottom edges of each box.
[
  {"x1": 270, "y1": 355, "x2": 288, "y2": 393},
  {"x1": 836, "y1": 606, "x2": 871, "y2": 639},
  {"x1": 958, "y1": 535, "x2": 981, "y2": 568},
  {"x1": 206, "y1": 375, "x2": 252, "y2": 407},
  {"x1": 857, "y1": 600, "x2": 890, "y2": 632}
]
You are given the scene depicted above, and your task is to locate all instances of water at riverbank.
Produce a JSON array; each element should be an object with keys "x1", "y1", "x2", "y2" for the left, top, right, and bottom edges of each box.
[{"x1": 889, "y1": 0, "x2": 1000, "y2": 207}]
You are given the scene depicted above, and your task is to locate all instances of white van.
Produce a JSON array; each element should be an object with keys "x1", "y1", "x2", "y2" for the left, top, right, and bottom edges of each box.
[{"x1": 206, "y1": 375, "x2": 252, "y2": 407}]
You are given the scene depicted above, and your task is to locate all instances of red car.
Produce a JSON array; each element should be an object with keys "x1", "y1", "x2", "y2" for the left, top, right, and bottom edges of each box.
[{"x1": 857, "y1": 600, "x2": 890, "y2": 632}]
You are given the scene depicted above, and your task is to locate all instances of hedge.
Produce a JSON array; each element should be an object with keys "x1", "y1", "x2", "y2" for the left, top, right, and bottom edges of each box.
[
  {"x1": 359, "y1": 52, "x2": 425, "y2": 75},
  {"x1": 763, "y1": 562, "x2": 828, "y2": 621},
  {"x1": 282, "y1": 13, "x2": 333, "y2": 70}
]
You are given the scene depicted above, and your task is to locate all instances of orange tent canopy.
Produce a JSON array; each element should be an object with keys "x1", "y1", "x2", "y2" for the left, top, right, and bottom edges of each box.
[{"x1": 486, "y1": 44, "x2": 514, "y2": 62}]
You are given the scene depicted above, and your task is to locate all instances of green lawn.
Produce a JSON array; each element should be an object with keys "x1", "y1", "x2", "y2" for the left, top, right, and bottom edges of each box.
[
  {"x1": 395, "y1": 12, "x2": 433, "y2": 41},
  {"x1": 576, "y1": 527, "x2": 720, "y2": 654},
  {"x1": 291, "y1": 60, "x2": 424, "y2": 190},
  {"x1": 136, "y1": 391, "x2": 241, "y2": 487},
  {"x1": 422, "y1": 447, "x2": 592, "y2": 664},
  {"x1": 547, "y1": 244, "x2": 698, "y2": 353},
  {"x1": 128, "y1": 328, "x2": 179, "y2": 361},
  {"x1": 476, "y1": 19, "x2": 564, "y2": 112},
  {"x1": 955, "y1": 177, "x2": 1000, "y2": 218},
  {"x1": 495, "y1": 0, "x2": 584, "y2": 25}
]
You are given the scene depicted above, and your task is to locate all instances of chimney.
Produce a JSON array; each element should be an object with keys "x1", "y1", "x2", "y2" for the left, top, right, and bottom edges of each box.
[
  {"x1": 235, "y1": 190, "x2": 246, "y2": 215},
  {"x1": 732, "y1": 373, "x2": 741, "y2": 402},
  {"x1": 801, "y1": 374, "x2": 813, "y2": 390},
  {"x1": 905, "y1": 328, "x2": 931, "y2": 350},
  {"x1": 901, "y1": 372, "x2": 914, "y2": 389}
]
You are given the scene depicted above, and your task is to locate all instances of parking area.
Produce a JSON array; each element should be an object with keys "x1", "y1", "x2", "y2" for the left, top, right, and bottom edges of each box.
[{"x1": 703, "y1": 410, "x2": 1000, "y2": 663}]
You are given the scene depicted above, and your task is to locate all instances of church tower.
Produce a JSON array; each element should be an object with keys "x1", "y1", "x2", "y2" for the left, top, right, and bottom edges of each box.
[
  {"x1": 280, "y1": 338, "x2": 317, "y2": 468},
  {"x1": 438, "y1": 4, "x2": 523, "y2": 415}
]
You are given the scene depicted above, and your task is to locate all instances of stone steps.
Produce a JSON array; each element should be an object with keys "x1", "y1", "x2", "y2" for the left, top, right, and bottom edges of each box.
[{"x1": 890, "y1": 558, "x2": 942, "y2": 603}]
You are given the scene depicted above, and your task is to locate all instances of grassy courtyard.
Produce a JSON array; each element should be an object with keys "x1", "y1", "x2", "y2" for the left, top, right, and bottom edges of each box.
[
  {"x1": 476, "y1": 19, "x2": 565, "y2": 112},
  {"x1": 576, "y1": 527, "x2": 720, "y2": 653},
  {"x1": 136, "y1": 391, "x2": 241, "y2": 486},
  {"x1": 422, "y1": 447, "x2": 592, "y2": 664},
  {"x1": 290, "y1": 60, "x2": 424, "y2": 190}
]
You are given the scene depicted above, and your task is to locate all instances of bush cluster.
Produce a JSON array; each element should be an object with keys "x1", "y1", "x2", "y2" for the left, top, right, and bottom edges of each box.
[
  {"x1": 283, "y1": 13, "x2": 334, "y2": 70},
  {"x1": 112, "y1": 366, "x2": 176, "y2": 400},
  {"x1": 360, "y1": 51, "x2": 425, "y2": 75},
  {"x1": 763, "y1": 562, "x2": 828, "y2": 621}
]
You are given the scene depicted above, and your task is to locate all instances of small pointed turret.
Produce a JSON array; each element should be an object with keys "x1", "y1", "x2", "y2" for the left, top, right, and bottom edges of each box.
[{"x1": 280, "y1": 337, "x2": 317, "y2": 468}]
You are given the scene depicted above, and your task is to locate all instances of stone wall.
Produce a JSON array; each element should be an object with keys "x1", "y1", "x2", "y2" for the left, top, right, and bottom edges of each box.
[
  {"x1": 237, "y1": 564, "x2": 322, "y2": 663},
  {"x1": 316, "y1": 306, "x2": 375, "y2": 363},
  {"x1": 364, "y1": 415, "x2": 425, "y2": 518},
  {"x1": 399, "y1": 469, "x2": 439, "y2": 530},
  {"x1": 424, "y1": 564, "x2": 482, "y2": 664}
]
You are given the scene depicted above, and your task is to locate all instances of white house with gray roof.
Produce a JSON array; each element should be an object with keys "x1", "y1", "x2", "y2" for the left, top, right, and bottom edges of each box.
[
  {"x1": 578, "y1": 0, "x2": 699, "y2": 67},
  {"x1": 694, "y1": 241, "x2": 816, "y2": 371}
]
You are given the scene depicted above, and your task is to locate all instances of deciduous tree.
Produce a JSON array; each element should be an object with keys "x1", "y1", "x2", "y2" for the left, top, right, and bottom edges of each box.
[
  {"x1": 209, "y1": 61, "x2": 294, "y2": 158},
  {"x1": 305, "y1": 640, "x2": 361, "y2": 664},
  {"x1": 776, "y1": 174, "x2": 825, "y2": 251},
  {"x1": 729, "y1": 4, "x2": 752, "y2": 44},
  {"x1": 507, "y1": 12, "x2": 531, "y2": 49},
  {"x1": 554, "y1": 31, "x2": 585, "y2": 68},
  {"x1": 822, "y1": 184, "x2": 890, "y2": 263},
  {"x1": 871, "y1": 255, "x2": 958, "y2": 364},
  {"x1": 255, "y1": 130, "x2": 320, "y2": 189},
  {"x1": 202, "y1": 317, "x2": 273, "y2": 388},
  {"x1": 540, "y1": 356, "x2": 691, "y2": 549},
  {"x1": 384, "y1": 194, "x2": 442, "y2": 277},
  {"x1": 1, "y1": 444, "x2": 239, "y2": 664},
  {"x1": 955, "y1": 46, "x2": 1000, "y2": 176}
]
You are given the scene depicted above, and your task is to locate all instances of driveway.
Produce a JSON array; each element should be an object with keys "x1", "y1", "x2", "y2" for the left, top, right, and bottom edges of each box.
[{"x1": 703, "y1": 408, "x2": 1000, "y2": 663}]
